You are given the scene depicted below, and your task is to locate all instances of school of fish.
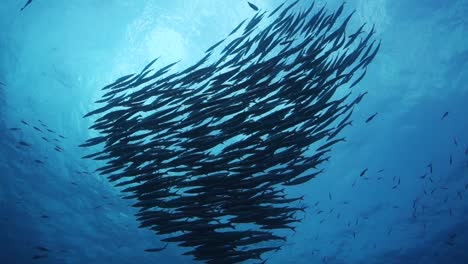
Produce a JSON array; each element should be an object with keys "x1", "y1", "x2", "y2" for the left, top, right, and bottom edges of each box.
[{"x1": 81, "y1": 1, "x2": 380, "y2": 263}]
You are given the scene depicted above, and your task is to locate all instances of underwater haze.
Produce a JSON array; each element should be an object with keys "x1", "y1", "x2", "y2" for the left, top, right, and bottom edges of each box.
[{"x1": 1, "y1": 0, "x2": 468, "y2": 263}]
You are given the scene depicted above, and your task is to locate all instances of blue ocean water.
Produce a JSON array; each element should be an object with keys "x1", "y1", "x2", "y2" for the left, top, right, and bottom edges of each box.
[{"x1": 0, "y1": 0, "x2": 467, "y2": 263}]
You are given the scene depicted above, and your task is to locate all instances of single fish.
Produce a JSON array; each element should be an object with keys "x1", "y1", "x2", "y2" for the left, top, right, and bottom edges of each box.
[
  {"x1": 18, "y1": 141, "x2": 31, "y2": 147},
  {"x1": 365, "y1": 112, "x2": 378, "y2": 123},
  {"x1": 247, "y1": 2, "x2": 259, "y2": 11},
  {"x1": 20, "y1": 0, "x2": 33, "y2": 11},
  {"x1": 441, "y1": 111, "x2": 448, "y2": 120},
  {"x1": 144, "y1": 243, "x2": 168, "y2": 252},
  {"x1": 360, "y1": 168, "x2": 368, "y2": 177},
  {"x1": 35, "y1": 246, "x2": 49, "y2": 252},
  {"x1": 32, "y1": 254, "x2": 47, "y2": 260},
  {"x1": 427, "y1": 163, "x2": 433, "y2": 174}
]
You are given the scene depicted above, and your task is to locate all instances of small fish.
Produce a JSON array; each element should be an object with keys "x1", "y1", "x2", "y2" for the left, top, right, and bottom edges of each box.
[
  {"x1": 32, "y1": 254, "x2": 47, "y2": 260},
  {"x1": 59, "y1": 135, "x2": 65, "y2": 139},
  {"x1": 0, "y1": 81, "x2": 5, "y2": 86},
  {"x1": 20, "y1": 0, "x2": 34, "y2": 11},
  {"x1": 9, "y1": 127, "x2": 21, "y2": 131},
  {"x1": 41, "y1": 137, "x2": 49, "y2": 142},
  {"x1": 427, "y1": 163, "x2": 433, "y2": 174},
  {"x1": 453, "y1": 137, "x2": 458, "y2": 146},
  {"x1": 247, "y1": 1, "x2": 259, "y2": 11},
  {"x1": 360, "y1": 168, "x2": 368, "y2": 177},
  {"x1": 465, "y1": 146, "x2": 468, "y2": 156},
  {"x1": 377, "y1": 169, "x2": 384, "y2": 173},
  {"x1": 34, "y1": 160, "x2": 44, "y2": 164},
  {"x1": 21, "y1": 120, "x2": 29, "y2": 126},
  {"x1": 144, "y1": 243, "x2": 168, "y2": 252},
  {"x1": 46, "y1": 128, "x2": 55, "y2": 133},
  {"x1": 441, "y1": 111, "x2": 449, "y2": 120},
  {"x1": 449, "y1": 155, "x2": 452, "y2": 165},
  {"x1": 35, "y1": 246, "x2": 49, "y2": 252},
  {"x1": 33, "y1": 126, "x2": 42, "y2": 132},
  {"x1": 420, "y1": 173, "x2": 427, "y2": 179},
  {"x1": 328, "y1": 192, "x2": 332, "y2": 200},
  {"x1": 18, "y1": 141, "x2": 31, "y2": 147},
  {"x1": 41, "y1": 215, "x2": 49, "y2": 219},
  {"x1": 365, "y1": 113, "x2": 378, "y2": 123},
  {"x1": 71, "y1": 182, "x2": 78, "y2": 186}
]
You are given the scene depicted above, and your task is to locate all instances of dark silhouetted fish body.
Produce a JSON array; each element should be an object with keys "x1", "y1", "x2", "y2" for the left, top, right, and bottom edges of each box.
[
  {"x1": 35, "y1": 246, "x2": 49, "y2": 252},
  {"x1": 427, "y1": 163, "x2": 433, "y2": 173},
  {"x1": 247, "y1": 2, "x2": 259, "y2": 11},
  {"x1": 360, "y1": 168, "x2": 368, "y2": 177},
  {"x1": 20, "y1": 0, "x2": 33, "y2": 11},
  {"x1": 32, "y1": 254, "x2": 47, "y2": 260},
  {"x1": 144, "y1": 244, "x2": 168, "y2": 252},
  {"x1": 365, "y1": 112, "x2": 378, "y2": 123},
  {"x1": 441, "y1": 111, "x2": 448, "y2": 120}
]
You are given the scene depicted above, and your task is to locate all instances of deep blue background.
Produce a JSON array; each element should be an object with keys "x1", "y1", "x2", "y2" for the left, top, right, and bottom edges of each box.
[{"x1": 0, "y1": 0, "x2": 467, "y2": 263}]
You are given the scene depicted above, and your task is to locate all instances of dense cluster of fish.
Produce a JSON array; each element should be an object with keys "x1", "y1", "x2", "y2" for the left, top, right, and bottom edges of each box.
[{"x1": 81, "y1": 1, "x2": 379, "y2": 263}]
